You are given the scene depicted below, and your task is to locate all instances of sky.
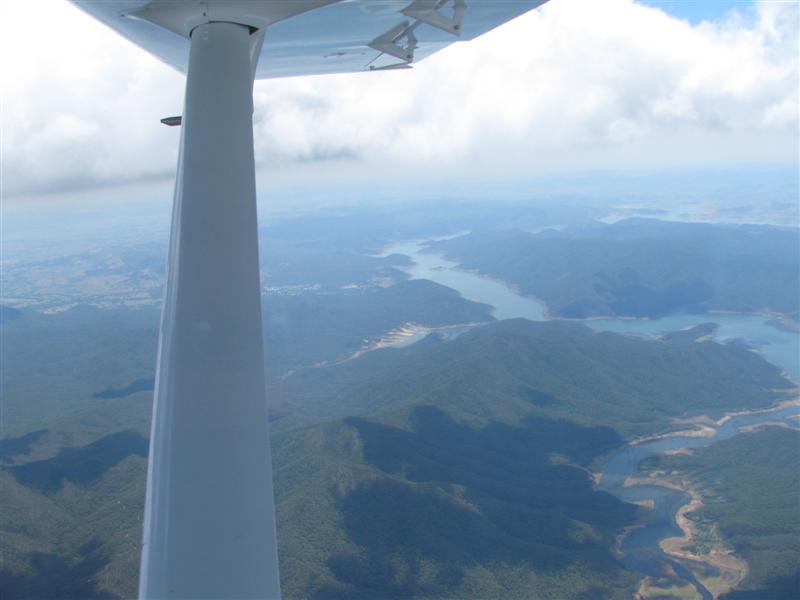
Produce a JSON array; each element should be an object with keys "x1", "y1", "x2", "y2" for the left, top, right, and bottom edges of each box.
[
  {"x1": 0, "y1": 0, "x2": 798, "y2": 206},
  {"x1": 640, "y1": 1, "x2": 757, "y2": 23}
]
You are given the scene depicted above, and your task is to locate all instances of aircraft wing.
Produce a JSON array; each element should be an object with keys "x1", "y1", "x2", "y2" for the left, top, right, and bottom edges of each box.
[{"x1": 72, "y1": 0, "x2": 550, "y2": 77}]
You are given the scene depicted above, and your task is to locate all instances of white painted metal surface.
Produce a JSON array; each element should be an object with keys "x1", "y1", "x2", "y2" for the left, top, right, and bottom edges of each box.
[
  {"x1": 72, "y1": 0, "x2": 550, "y2": 78},
  {"x1": 139, "y1": 21, "x2": 280, "y2": 599}
]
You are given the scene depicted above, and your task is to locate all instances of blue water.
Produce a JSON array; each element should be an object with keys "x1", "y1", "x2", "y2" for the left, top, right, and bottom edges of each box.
[
  {"x1": 600, "y1": 405, "x2": 800, "y2": 491},
  {"x1": 613, "y1": 484, "x2": 709, "y2": 598},
  {"x1": 598, "y1": 404, "x2": 799, "y2": 597},
  {"x1": 381, "y1": 239, "x2": 799, "y2": 380},
  {"x1": 382, "y1": 237, "x2": 800, "y2": 597},
  {"x1": 587, "y1": 314, "x2": 799, "y2": 382},
  {"x1": 382, "y1": 240, "x2": 548, "y2": 322}
]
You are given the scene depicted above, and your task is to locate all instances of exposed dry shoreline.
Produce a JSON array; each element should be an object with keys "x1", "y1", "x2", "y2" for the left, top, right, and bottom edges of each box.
[
  {"x1": 615, "y1": 398, "x2": 800, "y2": 599},
  {"x1": 352, "y1": 321, "x2": 489, "y2": 359},
  {"x1": 625, "y1": 474, "x2": 748, "y2": 599},
  {"x1": 630, "y1": 425, "x2": 717, "y2": 446},
  {"x1": 629, "y1": 397, "x2": 800, "y2": 446},
  {"x1": 711, "y1": 397, "x2": 800, "y2": 424},
  {"x1": 279, "y1": 321, "x2": 489, "y2": 379},
  {"x1": 412, "y1": 244, "x2": 798, "y2": 599}
]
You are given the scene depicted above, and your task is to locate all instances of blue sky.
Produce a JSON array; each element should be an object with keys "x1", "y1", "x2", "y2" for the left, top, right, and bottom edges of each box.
[{"x1": 642, "y1": 1, "x2": 755, "y2": 23}]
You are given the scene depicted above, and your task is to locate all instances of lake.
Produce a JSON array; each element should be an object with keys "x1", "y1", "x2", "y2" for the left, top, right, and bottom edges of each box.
[
  {"x1": 598, "y1": 403, "x2": 799, "y2": 598},
  {"x1": 381, "y1": 239, "x2": 799, "y2": 380},
  {"x1": 381, "y1": 237, "x2": 800, "y2": 598}
]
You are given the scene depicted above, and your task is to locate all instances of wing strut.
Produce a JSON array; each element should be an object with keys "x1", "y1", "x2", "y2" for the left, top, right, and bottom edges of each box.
[{"x1": 140, "y1": 21, "x2": 280, "y2": 599}]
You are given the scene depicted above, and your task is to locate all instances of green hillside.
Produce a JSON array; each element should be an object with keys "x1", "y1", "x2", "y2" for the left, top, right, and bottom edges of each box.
[
  {"x1": 1, "y1": 319, "x2": 794, "y2": 598},
  {"x1": 268, "y1": 320, "x2": 793, "y2": 598},
  {"x1": 273, "y1": 412, "x2": 639, "y2": 599},
  {"x1": 274, "y1": 319, "x2": 794, "y2": 436}
]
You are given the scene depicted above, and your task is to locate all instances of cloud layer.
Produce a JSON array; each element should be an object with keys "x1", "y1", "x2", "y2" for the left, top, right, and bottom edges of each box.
[{"x1": 2, "y1": 0, "x2": 797, "y2": 197}]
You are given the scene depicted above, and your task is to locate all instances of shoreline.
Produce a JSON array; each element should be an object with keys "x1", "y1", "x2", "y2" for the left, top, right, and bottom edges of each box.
[
  {"x1": 630, "y1": 425, "x2": 717, "y2": 446},
  {"x1": 625, "y1": 474, "x2": 748, "y2": 599},
  {"x1": 395, "y1": 237, "x2": 794, "y2": 599},
  {"x1": 418, "y1": 250, "x2": 799, "y2": 329},
  {"x1": 348, "y1": 320, "x2": 490, "y2": 361},
  {"x1": 627, "y1": 397, "x2": 800, "y2": 447},
  {"x1": 279, "y1": 320, "x2": 489, "y2": 378},
  {"x1": 395, "y1": 242, "x2": 800, "y2": 365},
  {"x1": 608, "y1": 400, "x2": 799, "y2": 599}
]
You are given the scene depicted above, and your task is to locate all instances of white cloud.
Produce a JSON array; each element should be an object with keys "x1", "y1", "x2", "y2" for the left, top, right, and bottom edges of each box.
[
  {"x1": 0, "y1": 0, "x2": 185, "y2": 195},
  {"x1": 1, "y1": 0, "x2": 797, "y2": 198}
]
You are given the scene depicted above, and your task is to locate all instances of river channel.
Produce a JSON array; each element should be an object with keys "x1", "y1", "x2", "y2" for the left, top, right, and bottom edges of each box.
[{"x1": 380, "y1": 238, "x2": 800, "y2": 598}]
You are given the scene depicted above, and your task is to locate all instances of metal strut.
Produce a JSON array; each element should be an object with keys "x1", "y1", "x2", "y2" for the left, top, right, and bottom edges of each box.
[{"x1": 140, "y1": 21, "x2": 280, "y2": 600}]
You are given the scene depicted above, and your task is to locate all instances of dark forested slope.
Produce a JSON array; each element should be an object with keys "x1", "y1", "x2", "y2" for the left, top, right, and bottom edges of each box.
[
  {"x1": 2, "y1": 316, "x2": 795, "y2": 599},
  {"x1": 269, "y1": 319, "x2": 794, "y2": 599}
]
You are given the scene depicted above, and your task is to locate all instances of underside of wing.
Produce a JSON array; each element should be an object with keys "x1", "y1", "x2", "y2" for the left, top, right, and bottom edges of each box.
[{"x1": 71, "y1": 0, "x2": 549, "y2": 78}]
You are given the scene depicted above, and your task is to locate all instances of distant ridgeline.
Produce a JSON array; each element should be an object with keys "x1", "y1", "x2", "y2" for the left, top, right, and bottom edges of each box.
[{"x1": 428, "y1": 219, "x2": 800, "y2": 322}]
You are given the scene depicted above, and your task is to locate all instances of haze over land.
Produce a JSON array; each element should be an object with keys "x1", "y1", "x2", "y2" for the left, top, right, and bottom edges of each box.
[{"x1": 2, "y1": 183, "x2": 799, "y2": 598}]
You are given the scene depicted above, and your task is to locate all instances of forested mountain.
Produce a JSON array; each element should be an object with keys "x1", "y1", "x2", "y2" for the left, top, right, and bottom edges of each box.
[
  {"x1": 268, "y1": 320, "x2": 793, "y2": 598},
  {"x1": 272, "y1": 320, "x2": 793, "y2": 436},
  {"x1": 429, "y1": 220, "x2": 800, "y2": 320},
  {"x1": 4, "y1": 317, "x2": 793, "y2": 598}
]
